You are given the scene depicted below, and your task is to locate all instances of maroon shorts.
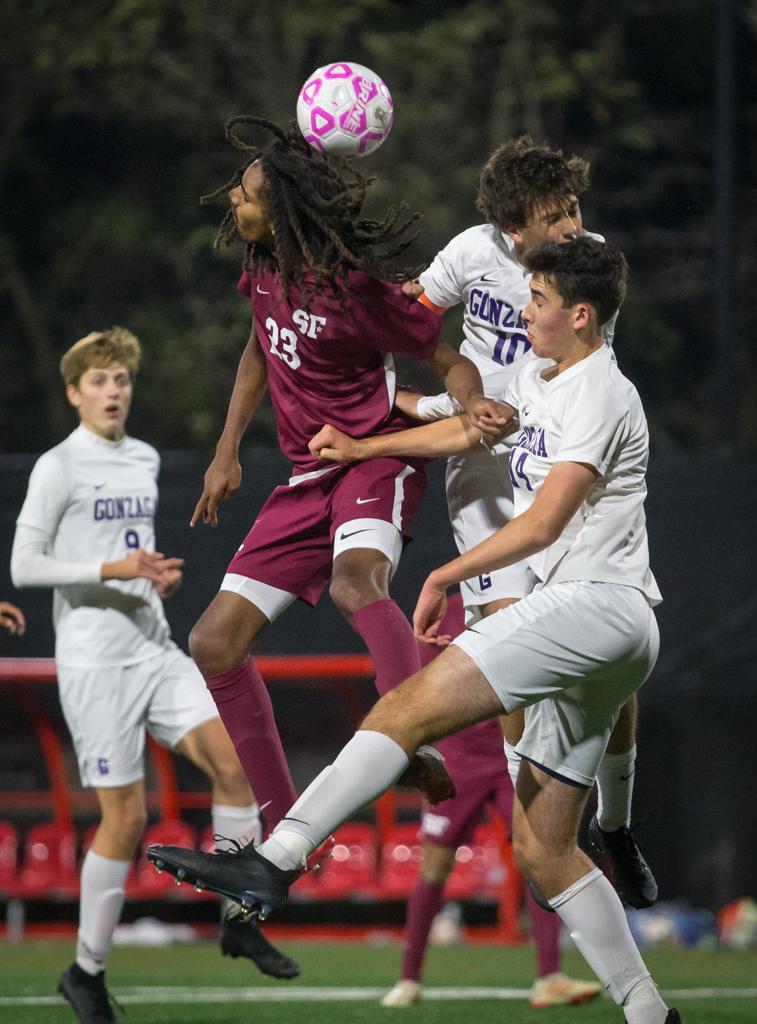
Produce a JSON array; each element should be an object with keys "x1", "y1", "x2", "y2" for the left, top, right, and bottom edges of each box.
[
  {"x1": 420, "y1": 749, "x2": 514, "y2": 847},
  {"x1": 226, "y1": 458, "x2": 426, "y2": 606}
]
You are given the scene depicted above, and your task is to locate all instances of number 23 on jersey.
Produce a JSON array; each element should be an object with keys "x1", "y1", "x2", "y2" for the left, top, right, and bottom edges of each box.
[{"x1": 264, "y1": 308, "x2": 327, "y2": 371}]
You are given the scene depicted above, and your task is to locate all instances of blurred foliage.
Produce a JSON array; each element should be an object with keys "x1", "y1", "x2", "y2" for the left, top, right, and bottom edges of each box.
[{"x1": 0, "y1": 0, "x2": 754, "y2": 453}]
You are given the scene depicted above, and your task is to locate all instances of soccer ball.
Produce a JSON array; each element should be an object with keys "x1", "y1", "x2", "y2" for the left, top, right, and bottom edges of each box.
[{"x1": 296, "y1": 61, "x2": 394, "y2": 158}]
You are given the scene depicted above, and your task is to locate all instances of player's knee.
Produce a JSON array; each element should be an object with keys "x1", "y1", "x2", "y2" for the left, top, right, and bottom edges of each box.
[
  {"x1": 102, "y1": 801, "x2": 147, "y2": 846},
  {"x1": 189, "y1": 620, "x2": 242, "y2": 676}
]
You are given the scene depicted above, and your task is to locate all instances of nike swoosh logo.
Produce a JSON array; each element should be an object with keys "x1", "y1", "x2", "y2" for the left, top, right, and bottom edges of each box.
[
  {"x1": 256, "y1": 284, "x2": 271, "y2": 295},
  {"x1": 339, "y1": 528, "x2": 371, "y2": 540},
  {"x1": 94, "y1": 482, "x2": 106, "y2": 489},
  {"x1": 479, "y1": 272, "x2": 500, "y2": 284},
  {"x1": 356, "y1": 497, "x2": 379, "y2": 505},
  {"x1": 620, "y1": 769, "x2": 636, "y2": 781}
]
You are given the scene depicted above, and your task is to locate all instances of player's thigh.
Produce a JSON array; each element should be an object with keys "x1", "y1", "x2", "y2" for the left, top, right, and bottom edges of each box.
[
  {"x1": 57, "y1": 663, "x2": 151, "y2": 788},
  {"x1": 362, "y1": 645, "x2": 505, "y2": 752},
  {"x1": 453, "y1": 582, "x2": 659, "y2": 787},
  {"x1": 175, "y1": 714, "x2": 244, "y2": 783}
]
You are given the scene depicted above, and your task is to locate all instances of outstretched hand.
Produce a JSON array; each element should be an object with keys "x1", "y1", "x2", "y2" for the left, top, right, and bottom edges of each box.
[
  {"x1": 309, "y1": 424, "x2": 363, "y2": 463},
  {"x1": 467, "y1": 398, "x2": 518, "y2": 442},
  {"x1": 412, "y1": 575, "x2": 452, "y2": 647},
  {"x1": 191, "y1": 451, "x2": 242, "y2": 527}
]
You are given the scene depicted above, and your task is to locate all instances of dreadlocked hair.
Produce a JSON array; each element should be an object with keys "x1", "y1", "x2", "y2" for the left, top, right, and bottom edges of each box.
[{"x1": 201, "y1": 116, "x2": 421, "y2": 304}]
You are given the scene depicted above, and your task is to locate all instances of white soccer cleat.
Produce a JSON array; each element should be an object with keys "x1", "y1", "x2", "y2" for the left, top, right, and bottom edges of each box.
[
  {"x1": 529, "y1": 972, "x2": 602, "y2": 1008},
  {"x1": 380, "y1": 979, "x2": 423, "y2": 1007}
]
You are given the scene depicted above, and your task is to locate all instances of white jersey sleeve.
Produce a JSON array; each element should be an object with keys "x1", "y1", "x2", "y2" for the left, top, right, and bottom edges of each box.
[
  {"x1": 11, "y1": 523, "x2": 102, "y2": 588},
  {"x1": 13, "y1": 451, "x2": 103, "y2": 586},
  {"x1": 418, "y1": 238, "x2": 466, "y2": 310}
]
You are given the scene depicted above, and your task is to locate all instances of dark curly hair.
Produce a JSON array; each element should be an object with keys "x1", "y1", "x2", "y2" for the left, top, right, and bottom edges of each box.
[
  {"x1": 522, "y1": 237, "x2": 627, "y2": 327},
  {"x1": 202, "y1": 117, "x2": 420, "y2": 301},
  {"x1": 476, "y1": 136, "x2": 591, "y2": 230}
]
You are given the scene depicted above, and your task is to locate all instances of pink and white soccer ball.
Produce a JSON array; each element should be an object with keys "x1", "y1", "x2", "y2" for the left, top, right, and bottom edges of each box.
[{"x1": 296, "y1": 61, "x2": 394, "y2": 158}]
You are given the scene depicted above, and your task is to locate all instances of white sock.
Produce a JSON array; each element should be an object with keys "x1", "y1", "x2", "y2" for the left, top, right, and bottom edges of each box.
[
  {"x1": 76, "y1": 850, "x2": 130, "y2": 976},
  {"x1": 211, "y1": 802, "x2": 262, "y2": 851},
  {"x1": 623, "y1": 977, "x2": 671, "y2": 1024},
  {"x1": 258, "y1": 730, "x2": 409, "y2": 871},
  {"x1": 596, "y1": 744, "x2": 636, "y2": 832},
  {"x1": 503, "y1": 739, "x2": 521, "y2": 791},
  {"x1": 211, "y1": 803, "x2": 262, "y2": 919},
  {"x1": 549, "y1": 868, "x2": 665, "y2": 1016}
]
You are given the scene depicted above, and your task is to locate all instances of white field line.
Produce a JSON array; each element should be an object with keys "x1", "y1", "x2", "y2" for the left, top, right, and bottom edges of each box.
[{"x1": 1, "y1": 986, "x2": 757, "y2": 1005}]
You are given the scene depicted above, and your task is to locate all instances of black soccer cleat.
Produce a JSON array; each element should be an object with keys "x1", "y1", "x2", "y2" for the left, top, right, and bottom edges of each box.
[
  {"x1": 146, "y1": 838, "x2": 296, "y2": 919},
  {"x1": 665, "y1": 1010, "x2": 683, "y2": 1022},
  {"x1": 221, "y1": 914, "x2": 300, "y2": 979},
  {"x1": 57, "y1": 963, "x2": 117, "y2": 1024},
  {"x1": 396, "y1": 745, "x2": 456, "y2": 805},
  {"x1": 588, "y1": 816, "x2": 658, "y2": 909}
]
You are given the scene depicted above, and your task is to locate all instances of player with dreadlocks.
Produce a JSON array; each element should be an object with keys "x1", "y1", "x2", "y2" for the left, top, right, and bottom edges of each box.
[{"x1": 185, "y1": 117, "x2": 512, "y2": 863}]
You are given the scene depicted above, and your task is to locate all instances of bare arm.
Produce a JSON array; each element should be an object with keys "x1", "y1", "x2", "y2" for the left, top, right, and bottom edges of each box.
[
  {"x1": 427, "y1": 342, "x2": 512, "y2": 440},
  {"x1": 191, "y1": 327, "x2": 269, "y2": 527},
  {"x1": 310, "y1": 414, "x2": 500, "y2": 464},
  {"x1": 413, "y1": 462, "x2": 599, "y2": 644}
]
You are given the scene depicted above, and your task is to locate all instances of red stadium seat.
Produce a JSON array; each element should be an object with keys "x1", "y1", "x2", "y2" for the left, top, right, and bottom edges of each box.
[
  {"x1": 15, "y1": 822, "x2": 79, "y2": 898},
  {"x1": 446, "y1": 823, "x2": 506, "y2": 901},
  {"x1": 0, "y1": 821, "x2": 20, "y2": 892},
  {"x1": 294, "y1": 823, "x2": 379, "y2": 901},
  {"x1": 128, "y1": 820, "x2": 197, "y2": 899},
  {"x1": 377, "y1": 822, "x2": 424, "y2": 900}
]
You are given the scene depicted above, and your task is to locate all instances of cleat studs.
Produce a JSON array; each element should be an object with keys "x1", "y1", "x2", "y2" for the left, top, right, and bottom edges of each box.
[
  {"x1": 176, "y1": 868, "x2": 186, "y2": 882},
  {"x1": 174, "y1": 877, "x2": 181, "y2": 886},
  {"x1": 195, "y1": 881, "x2": 204, "y2": 893},
  {"x1": 155, "y1": 868, "x2": 163, "y2": 875},
  {"x1": 155, "y1": 859, "x2": 165, "y2": 869}
]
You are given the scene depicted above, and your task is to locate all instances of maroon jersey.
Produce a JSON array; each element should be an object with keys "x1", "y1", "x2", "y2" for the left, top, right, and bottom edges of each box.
[{"x1": 239, "y1": 268, "x2": 442, "y2": 474}]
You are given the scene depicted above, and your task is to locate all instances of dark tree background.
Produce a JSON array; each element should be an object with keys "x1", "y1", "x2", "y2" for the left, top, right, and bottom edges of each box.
[{"x1": 0, "y1": 0, "x2": 754, "y2": 454}]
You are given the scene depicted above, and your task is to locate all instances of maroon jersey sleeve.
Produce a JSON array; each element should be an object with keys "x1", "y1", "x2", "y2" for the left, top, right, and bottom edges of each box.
[
  {"x1": 237, "y1": 271, "x2": 253, "y2": 297},
  {"x1": 344, "y1": 272, "x2": 441, "y2": 358}
]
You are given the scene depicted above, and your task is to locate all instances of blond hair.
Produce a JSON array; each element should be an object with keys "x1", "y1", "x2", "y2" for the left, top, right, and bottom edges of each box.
[{"x1": 60, "y1": 327, "x2": 141, "y2": 388}]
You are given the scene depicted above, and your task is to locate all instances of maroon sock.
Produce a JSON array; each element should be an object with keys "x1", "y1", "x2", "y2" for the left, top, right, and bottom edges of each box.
[
  {"x1": 351, "y1": 598, "x2": 421, "y2": 696},
  {"x1": 205, "y1": 660, "x2": 297, "y2": 834},
  {"x1": 400, "y1": 877, "x2": 446, "y2": 982},
  {"x1": 417, "y1": 592, "x2": 466, "y2": 668},
  {"x1": 524, "y1": 881, "x2": 562, "y2": 977}
]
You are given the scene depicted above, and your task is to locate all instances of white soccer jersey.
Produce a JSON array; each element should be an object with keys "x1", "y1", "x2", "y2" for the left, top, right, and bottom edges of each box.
[
  {"x1": 417, "y1": 223, "x2": 612, "y2": 415},
  {"x1": 502, "y1": 345, "x2": 661, "y2": 603},
  {"x1": 14, "y1": 424, "x2": 173, "y2": 667}
]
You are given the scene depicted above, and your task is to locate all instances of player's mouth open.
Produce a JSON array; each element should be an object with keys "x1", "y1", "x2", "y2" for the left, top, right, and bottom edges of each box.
[{"x1": 105, "y1": 404, "x2": 120, "y2": 415}]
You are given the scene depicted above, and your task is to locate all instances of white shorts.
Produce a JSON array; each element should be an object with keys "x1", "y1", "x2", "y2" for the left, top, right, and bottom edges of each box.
[
  {"x1": 445, "y1": 446, "x2": 533, "y2": 622},
  {"x1": 57, "y1": 646, "x2": 219, "y2": 788},
  {"x1": 453, "y1": 581, "x2": 659, "y2": 786}
]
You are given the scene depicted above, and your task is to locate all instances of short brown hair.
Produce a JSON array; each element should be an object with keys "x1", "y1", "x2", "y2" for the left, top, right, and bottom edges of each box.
[
  {"x1": 523, "y1": 237, "x2": 627, "y2": 328},
  {"x1": 476, "y1": 136, "x2": 591, "y2": 230},
  {"x1": 60, "y1": 327, "x2": 141, "y2": 388}
]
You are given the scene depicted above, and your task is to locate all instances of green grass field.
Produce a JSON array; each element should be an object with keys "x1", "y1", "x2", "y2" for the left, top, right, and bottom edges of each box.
[{"x1": 1, "y1": 938, "x2": 755, "y2": 1023}]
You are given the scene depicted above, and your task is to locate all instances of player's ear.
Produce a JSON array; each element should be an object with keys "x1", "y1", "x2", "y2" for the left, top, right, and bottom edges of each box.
[
  {"x1": 572, "y1": 303, "x2": 592, "y2": 330},
  {"x1": 503, "y1": 223, "x2": 523, "y2": 245},
  {"x1": 66, "y1": 383, "x2": 82, "y2": 410}
]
